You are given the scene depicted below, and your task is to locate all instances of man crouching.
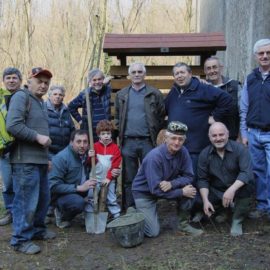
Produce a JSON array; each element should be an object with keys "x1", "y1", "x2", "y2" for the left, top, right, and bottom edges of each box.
[{"x1": 132, "y1": 121, "x2": 203, "y2": 237}]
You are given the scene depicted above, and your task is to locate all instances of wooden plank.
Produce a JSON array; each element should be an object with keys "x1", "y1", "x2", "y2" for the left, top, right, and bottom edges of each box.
[
  {"x1": 110, "y1": 65, "x2": 205, "y2": 76},
  {"x1": 103, "y1": 32, "x2": 226, "y2": 55},
  {"x1": 111, "y1": 79, "x2": 174, "y2": 90}
]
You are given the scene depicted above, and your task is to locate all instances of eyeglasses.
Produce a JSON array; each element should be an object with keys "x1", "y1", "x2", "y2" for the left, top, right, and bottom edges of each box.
[
  {"x1": 256, "y1": 51, "x2": 270, "y2": 57},
  {"x1": 130, "y1": 70, "x2": 144, "y2": 75}
]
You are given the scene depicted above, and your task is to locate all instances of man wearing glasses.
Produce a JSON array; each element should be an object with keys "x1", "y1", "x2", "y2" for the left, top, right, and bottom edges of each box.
[
  {"x1": 115, "y1": 62, "x2": 165, "y2": 209},
  {"x1": 240, "y1": 39, "x2": 270, "y2": 219}
]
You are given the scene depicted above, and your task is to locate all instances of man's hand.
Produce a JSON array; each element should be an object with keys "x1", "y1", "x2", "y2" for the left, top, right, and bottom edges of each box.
[
  {"x1": 203, "y1": 200, "x2": 215, "y2": 217},
  {"x1": 48, "y1": 160, "x2": 52, "y2": 172},
  {"x1": 159, "y1": 181, "x2": 172, "y2": 192},
  {"x1": 101, "y1": 178, "x2": 110, "y2": 186},
  {"x1": 36, "y1": 134, "x2": 51, "y2": 147},
  {"x1": 223, "y1": 186, "x2": 236, "y2": 208},
  {"x1": 182, "y1": 185, "x2": 197, "y2": 198},
  {"x1": 208, "y1": 116, "x2": 215, "y2": 125},
  {"x1": 103, "y1": 76, "x2": 114, "y2": 85},
  {"x1": 111, "y1": 168, "x2": 121, "y2": 178},
  {"x1": 77, "y1": 179, "x2": 97, "y2": 192},
  {"x1": 242, "y1": 137, "x2": 248, "y2": 146}
]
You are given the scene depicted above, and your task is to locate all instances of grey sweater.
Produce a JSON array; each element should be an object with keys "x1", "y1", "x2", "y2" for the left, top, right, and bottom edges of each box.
[{"x1": 6, "y1": 89, "x2": 49, "y2": 164}]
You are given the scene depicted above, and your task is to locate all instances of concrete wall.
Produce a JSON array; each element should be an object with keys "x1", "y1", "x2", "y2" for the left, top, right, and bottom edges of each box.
[{"x1": 199, "y1": 0, "x2": 270, "y2": 82}]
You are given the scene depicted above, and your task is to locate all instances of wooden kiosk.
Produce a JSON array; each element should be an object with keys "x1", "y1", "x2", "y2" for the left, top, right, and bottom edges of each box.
[{"x1": 103, "y1": 32, "x2": 226, "y2": 92}]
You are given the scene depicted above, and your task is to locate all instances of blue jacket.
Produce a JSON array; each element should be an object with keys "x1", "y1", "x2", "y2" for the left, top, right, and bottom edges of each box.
[
  {"x1": 49, "y1": 145, "x2": 89, "y2": 199},
  {"x1": 68, "y1": 85, "x2": 111, "y2": 132},
  {"x1": 132, "y1": 143, "x2": 194, "y2": 199},
  {"x1": 246, "y1": 68, "x2": 270, "y2": 129},
  {"x1": 46, "y1": 100, "x2": 75, "y2": 158},
  {"x1": 165, "y1": 77, "x2": 233, "y2": 154}
]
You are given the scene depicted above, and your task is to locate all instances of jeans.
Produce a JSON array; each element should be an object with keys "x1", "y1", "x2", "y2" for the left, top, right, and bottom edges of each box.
[
  {"x1": 248, "y1": 128, "x2": 270, "y2": 211},
  {"x1": 56, "y1": 193, "x2": 85, "y2": 221},
  {"x1": 85, "y1": 181, "x2": 120, "y2": 217},
  {"x1": 135, "y1": 196, "x2": 194, "y2": 238},
  {"x1": 0, "y1": 154, "x2": 14, "y2": 213},
  {"x1": 11, "y1": 164, "x2": 50, "y2": 246},
  {"x1": 121, "y1": 138, "x2": 153, "y2": 208}
]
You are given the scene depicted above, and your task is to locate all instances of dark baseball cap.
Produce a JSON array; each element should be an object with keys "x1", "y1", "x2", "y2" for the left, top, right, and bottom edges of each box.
[{"x1": 29, "y1": 67, "x2": 53, "y2": 79}]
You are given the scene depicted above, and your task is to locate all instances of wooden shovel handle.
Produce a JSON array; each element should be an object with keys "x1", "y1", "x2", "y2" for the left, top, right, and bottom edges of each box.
[{"x1": 98, "y1": 185, "x2": 108, "y2": 212}]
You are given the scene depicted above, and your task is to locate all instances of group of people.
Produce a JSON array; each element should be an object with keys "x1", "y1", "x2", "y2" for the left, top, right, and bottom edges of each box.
[{"x1": 0, "y1": 38, "x2": 270, "y2": 255}]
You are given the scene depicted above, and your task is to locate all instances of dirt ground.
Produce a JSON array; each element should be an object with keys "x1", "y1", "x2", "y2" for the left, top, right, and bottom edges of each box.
[{"x1": 1, "y1": 200, "x2": 270, "y2": 270}]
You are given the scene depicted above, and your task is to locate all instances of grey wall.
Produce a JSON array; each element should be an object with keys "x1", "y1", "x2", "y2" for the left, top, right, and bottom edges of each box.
[{"x1": 200, "y1": 0, "x2": 270, "y2": 82}]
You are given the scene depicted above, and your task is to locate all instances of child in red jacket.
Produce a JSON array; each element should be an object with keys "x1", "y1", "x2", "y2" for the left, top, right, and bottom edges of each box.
[{"x1": 86, "y1": 120, "x2": 121, "y2": 218}]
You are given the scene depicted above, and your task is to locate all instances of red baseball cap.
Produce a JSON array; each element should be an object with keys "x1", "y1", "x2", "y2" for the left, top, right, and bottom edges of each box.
[{"x1": 29, "y1": 67, "x2": 53, "y2": 79}]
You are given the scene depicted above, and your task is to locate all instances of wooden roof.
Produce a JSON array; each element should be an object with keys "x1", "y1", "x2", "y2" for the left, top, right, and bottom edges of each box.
[{"x1": 103, "y1": 33, "x2": 226, "y2": 56}]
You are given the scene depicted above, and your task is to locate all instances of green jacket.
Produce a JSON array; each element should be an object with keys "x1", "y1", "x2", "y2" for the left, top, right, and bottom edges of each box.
[{"x1": 115, "y1": 84, "x2": 165, "y2": 146}]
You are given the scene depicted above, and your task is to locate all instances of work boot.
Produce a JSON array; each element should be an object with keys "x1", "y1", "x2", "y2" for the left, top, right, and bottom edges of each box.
[
  {"x1": 248, "y1": 209, "x2": 266, "y2": 219},
  {"x1": 178, "y1": 211, "x2": 203, "y2": 236},
  {"x1": 54, "y1": 208, "x2": 71, "y2": 229},
  {"x1": 13, "y1": 241, "x2": 41, "y2": 255},
  {"x1": 230, "y1": 197, "x2": 251, "y2": 237},
  {"x1": 0, "y1": 211, "x2": 12, "y2": 226},
  {"x1": 191, "y1": 211, "x2": 204, "y2": 223},
  {"x1": 215, "y1": 211, "x2": 228, "y2": 223},
  {"x1": 32, "y1": 230, "x2": 56, "y2": 240}
]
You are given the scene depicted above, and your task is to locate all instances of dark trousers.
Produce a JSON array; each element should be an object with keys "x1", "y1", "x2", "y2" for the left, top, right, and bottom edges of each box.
[
  {"x1": 121, "y1": 137, "x2": 153, "y2": 209},
  {"x1": 56, "y1": 193, "x2": 85, "y2": 221}
]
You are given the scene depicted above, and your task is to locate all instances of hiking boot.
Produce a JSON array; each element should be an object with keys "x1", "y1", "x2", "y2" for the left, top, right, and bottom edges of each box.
[
  {"x1": 215, "y1": 212, "x2": 228, "y2": 223},
  {"x1": 230, "y1": 197, "x2": 251, "y2": 236},
  {"x1": 0, "y1": 212, "x2": 12, "y2": 226},
  {"x1": 230, "y1": 219, "x2": 243, "y2": 236},
  {"x1": 45, "y1": 215, "x2": 54, "y2": 225},
  {"x1": 178, "y1": 211, "x2": 203, "y2": 236},
  {"x1": 191, "y1": 211, "x2": 204, "y2": 223},
  {"x1": 54, "y1": 208, "x2": 71, "y2": 229},
  {"x1": 14, "y1": 241, "x2": 41, "y2": 255},
  {"x1": 248, "y1": 209, "x2": 266, "y2": 219},
  {"x1": 32, "y1": 230, "x2": 56, "y2": 240}
]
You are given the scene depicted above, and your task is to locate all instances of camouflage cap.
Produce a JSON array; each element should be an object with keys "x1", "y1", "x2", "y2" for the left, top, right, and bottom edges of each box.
[{"x1": 167, "y1": 121, "x2": 188, "y2": 135}]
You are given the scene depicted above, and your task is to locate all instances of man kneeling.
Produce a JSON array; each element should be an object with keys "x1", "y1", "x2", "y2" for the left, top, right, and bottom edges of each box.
[
  {"x1": 132, "y1": 121, "x2": 203, "y2": 237},
  {"x1": 197, "y1": 122, "x2": 254, "y2": 236},
  {"x1": 49, "y1": 130, "x2": 96, "y2": 228}
]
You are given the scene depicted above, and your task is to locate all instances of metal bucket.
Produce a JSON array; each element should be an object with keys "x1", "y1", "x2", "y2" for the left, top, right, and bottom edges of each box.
[{"x1": 107, "y1": 212, "x2": 145, "y2": 248}]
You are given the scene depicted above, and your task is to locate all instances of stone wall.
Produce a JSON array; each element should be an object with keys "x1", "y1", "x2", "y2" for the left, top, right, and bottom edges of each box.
[{"x1": 199, "y1": 0, "x2": 270, "y2": 82}]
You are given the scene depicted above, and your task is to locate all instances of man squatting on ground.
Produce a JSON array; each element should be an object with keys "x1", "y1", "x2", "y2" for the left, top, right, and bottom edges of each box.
[
  {"x1": 132, "y1": 121, "x2": 203, "y2": 237},
  {"x1": 49, "y1": 130, "x2": 97, "y2": 229},
  {"x1": 197, "y1": 122, "x2": 254, "y2": 236}
]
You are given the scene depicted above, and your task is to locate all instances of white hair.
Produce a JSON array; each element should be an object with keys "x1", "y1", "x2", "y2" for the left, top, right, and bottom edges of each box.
[
  {"x1": 128, "y1": 62, "x2": 146, "y2": 75},
  {"x1": 253, "y1": 39, "x2": 270, "y2": 54}
]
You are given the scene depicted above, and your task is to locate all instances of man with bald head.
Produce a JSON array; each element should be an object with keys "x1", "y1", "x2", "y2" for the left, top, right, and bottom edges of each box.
[{"x1": 197, "y1": 122, "x2": 254, "y2": 236}]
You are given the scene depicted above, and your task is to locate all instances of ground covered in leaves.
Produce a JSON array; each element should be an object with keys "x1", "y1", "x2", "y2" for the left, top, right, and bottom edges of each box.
[{"x1": 1, "y1": 200, "x2": 270, "y2": 270}]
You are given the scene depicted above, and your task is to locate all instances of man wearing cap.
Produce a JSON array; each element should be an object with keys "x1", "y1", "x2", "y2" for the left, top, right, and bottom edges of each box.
[
  {"x1": 132, "y1": 121, "x2": 203, "y2": 237},
  {"x1": 6, "y1": 67, "x2": 56, "y2": 254}
]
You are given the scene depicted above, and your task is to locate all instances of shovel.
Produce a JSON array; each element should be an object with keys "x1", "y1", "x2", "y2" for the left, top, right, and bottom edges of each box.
[{"x1": 84, "y1": 88, "x2": 108, "y2": 234}]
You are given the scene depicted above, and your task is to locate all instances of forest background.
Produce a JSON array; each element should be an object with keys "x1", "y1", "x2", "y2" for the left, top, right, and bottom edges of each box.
[{"x1": 0, "y1": 0, "x2": 198, "y2": 100}]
